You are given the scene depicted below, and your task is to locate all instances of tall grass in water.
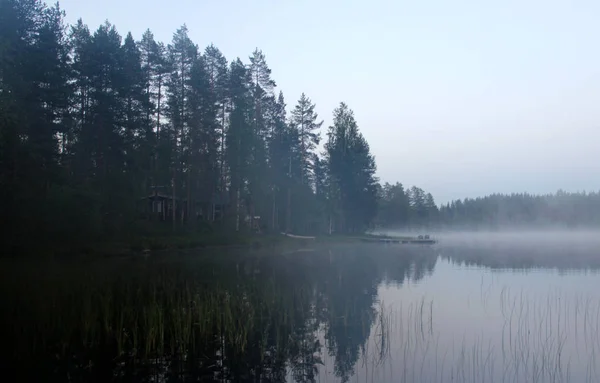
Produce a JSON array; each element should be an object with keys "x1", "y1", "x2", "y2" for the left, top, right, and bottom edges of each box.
[
  {"x1": 346, "y1": 289, "x2": 600, "y2": 383},
  {"x1": 12, "y1": 248, "x2": 597, "y2": 383},
  {"x1": 2, "y1": 246, "x2": 434, "y2": 382},
  {"x1": 0, "y1": 257, "x2": 296, "y2": 381}
]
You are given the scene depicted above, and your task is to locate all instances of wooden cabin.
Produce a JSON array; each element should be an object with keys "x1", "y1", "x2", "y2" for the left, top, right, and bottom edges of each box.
[
  {"x1": 144, "y1": 192, "x2": 187, "y2": 222},
  {"x1": 142, "y1": 191, "x2": 230, "y2": 223}
]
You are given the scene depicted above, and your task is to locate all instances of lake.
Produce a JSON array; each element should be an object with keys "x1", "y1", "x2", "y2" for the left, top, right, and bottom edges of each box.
[{"x1": 3, "y1": 232, "x2": 600, "y2": 382}]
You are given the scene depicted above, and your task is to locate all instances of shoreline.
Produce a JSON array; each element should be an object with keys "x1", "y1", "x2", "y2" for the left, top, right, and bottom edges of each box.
[{"x1": 41, "y1": 232, "x2": 431, "y2": 259}]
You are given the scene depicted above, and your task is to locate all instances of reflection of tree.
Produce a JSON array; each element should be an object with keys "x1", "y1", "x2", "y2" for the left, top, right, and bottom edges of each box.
[
  {"x1": 321, "y1": 251, "x2": 379, "y2": 382},
  {"x1": 8, "y1": 245, "x2": 439, "y2": 382},
  {"x1": 166, "y1": 246, "x2": 437, "y2": 382},
  {"x1": 289, "y1": 317, "x2": 322, "y2": 382},
  {"x1": 373, "y1": 245, "x2": 438, "y2": 285},
  {"x1": 313, "y1": 245, "x2": 437, "y2": 382},
  {"x1": 440, "y1": 241, "x2": 600, "y2": 271}
]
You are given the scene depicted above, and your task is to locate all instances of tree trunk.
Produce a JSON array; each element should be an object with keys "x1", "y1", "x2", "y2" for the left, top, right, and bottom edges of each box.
[
  {"x1": 186, "y1": 169, "x2": 191, "y2": 226},
  {"x1": 180, "y1": 55, "x2": 186, "y2": 227},
  {"x1": 235, "y1": 189, "x2": 240, "y2": 232},
  {"x1": 286, "y1": 155, "x2": 292, "y2": 233},
  {"x1": 286, "y1": 187, "x2": 291, "y2": 234},
  {"x1": 271, "y1": 192, "x2": 276, "y2": 231},
  {"x1": 172, "y1": 175, "x2": 176, "y2": 231},
  {"x1": 220, "y1": 103, "x2": 226, "y2": 199}
]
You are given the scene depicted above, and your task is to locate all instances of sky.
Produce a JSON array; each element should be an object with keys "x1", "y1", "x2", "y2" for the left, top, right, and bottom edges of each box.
[{"x1": 58, "y1": 0, "x2": 600, "y2": 204}]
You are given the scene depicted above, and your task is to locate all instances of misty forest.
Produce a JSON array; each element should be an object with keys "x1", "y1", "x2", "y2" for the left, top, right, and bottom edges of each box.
[
  {"x1": 1, "y1": 0, "x2": 382, "y2": 253},
  {"x1": 3, "y1": 1, "x2": 600, "y2": 382},
  {"x1": 2, "y1": 1, "x2": 599, "y2": 254}
]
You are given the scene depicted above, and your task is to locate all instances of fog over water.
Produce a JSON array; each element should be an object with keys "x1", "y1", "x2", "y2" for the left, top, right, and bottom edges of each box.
[
  {"x1": 7, "y1": 233, "x2": 600, "y2": 382},
  {"x1": 383, "y1": 228, "x2": 600, "y2": 246},
  {"x1": 435, "y1": 229, "x2": 600, "y2": 245},
  {"x1": 378, "y1": 229, "x2": 600, "y2": 270}
]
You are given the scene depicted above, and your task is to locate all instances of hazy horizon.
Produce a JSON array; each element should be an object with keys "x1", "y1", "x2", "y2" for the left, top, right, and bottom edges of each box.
[{"x1": 58, "y1": 0, "x2": 600, "y2": 204}]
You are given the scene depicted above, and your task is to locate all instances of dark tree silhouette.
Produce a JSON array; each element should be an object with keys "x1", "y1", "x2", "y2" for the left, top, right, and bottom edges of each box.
[{"x1": 1, "y1": 1, "x2": 391, "y2": 253}]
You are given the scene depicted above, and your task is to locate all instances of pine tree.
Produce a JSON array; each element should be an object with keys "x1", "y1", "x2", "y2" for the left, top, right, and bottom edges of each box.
[
  {"x1": 166, "y1": 24, "x2": 197, "y2": 228},
  {"x1": 139, "y1": 29, "x2": 169, "y2": 193},
  {"x1": 31, "y1": 3, "x2": 72, "y2": 179},
  {"x1": 265, "y1": 91, "x2": 291, "y2": 231},
  {"x1": 0, "y1": 0, "x2": 74, "y2": 244},
  {"x1": 424, "y1": 192, "x2": 438, "y2": 228},
  {"x1": 377, "y1": 182, "x2": 410, "y2": 228},
  {"x1": 408, "y1": 186, "x2": 427, "y2": 228},
  {"x1": 88, "y1": 22, "x2": 133, "y2": 234},
  {"x1": 226, "y1": 58, "x2": 253, "y2": 230},
  {"x1": 313, "y1": 154, "x2": 328, "y2": 232},
  {"x1": 325, "y1": 102, "x2": 378, "y2": 233},
  {"x1": 69, "y1": 19, "x2": 93, "y2": 180},
  {"x1": 203, "y1": 45, "x2": 229, "y2": 200},
  {"x1": 290, "y1": 93, "x2": 322, "y2": 186},
  {"x1": 120, "y1": 33, "x2": 147, "y2": 186},
  {"x1": 246, "y1": 49, "x2": 276, "y2": 227},
  {"x1": 187, "y1": 53, "x2": 219, "y2": 222}
]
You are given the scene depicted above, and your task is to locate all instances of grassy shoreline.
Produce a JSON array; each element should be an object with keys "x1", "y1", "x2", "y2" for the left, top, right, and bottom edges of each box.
[
  {"x1": 56, "y1": 232, "x2": 419, "y2": 258},
  {"x1": 6, "y1": 231, "x2": 422, "y2": 259}
]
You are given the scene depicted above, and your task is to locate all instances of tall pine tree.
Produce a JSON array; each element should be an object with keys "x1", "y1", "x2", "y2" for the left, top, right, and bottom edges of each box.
[
  {"x1": 325, "y1": 103, "x2": 378, "y2": 233},
  {"x1": 290, "y1": 93, "x2": 322, "y2": 186},
  {"x1": 203, "y1": 45, "x2": 229, "y2": 202},
  {"x1": 166, "y1": 24, "x2": 197, "y2": 227},
  {"x1": 226, "y1": 58, "x2": 253, "y2": 231}
]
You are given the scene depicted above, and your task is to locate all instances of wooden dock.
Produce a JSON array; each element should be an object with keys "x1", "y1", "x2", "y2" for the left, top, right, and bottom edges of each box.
[
  {"x1": 358, "y1": 237, "x2": 437, "y2": 245},
  {"x1": 279, "y1": 232, "x2": 437, "y2": 245}
]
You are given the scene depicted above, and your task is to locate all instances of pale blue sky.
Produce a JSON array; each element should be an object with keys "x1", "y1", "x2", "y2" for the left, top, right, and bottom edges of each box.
[{"x1": 59, "y1": 0, "x2": 600, "y2": 204}]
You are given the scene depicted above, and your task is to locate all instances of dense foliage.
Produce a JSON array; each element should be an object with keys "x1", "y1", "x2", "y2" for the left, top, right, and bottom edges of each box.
[
  {"x1": 375, "y1": 182, "x2": 439, "y2": 230},
  {"x1": 0, "y1": 0, "x2": 381, "y2": 251}
]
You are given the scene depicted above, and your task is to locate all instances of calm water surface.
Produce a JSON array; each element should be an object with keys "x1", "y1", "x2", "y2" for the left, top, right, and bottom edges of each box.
[
  {"x1": 4, "y1": 236, "x2": 600, "y2": 382},
  {"x1": 327, "y1": 259, "x2": 600, "y2": 383}
]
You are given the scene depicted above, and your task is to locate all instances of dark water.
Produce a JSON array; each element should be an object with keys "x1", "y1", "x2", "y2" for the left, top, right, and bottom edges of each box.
[{"x1": 4, "y1": 236, "x2": 600, "y2": 382}]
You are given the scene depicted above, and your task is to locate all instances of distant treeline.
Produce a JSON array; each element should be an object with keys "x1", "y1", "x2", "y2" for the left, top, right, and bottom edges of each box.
[
  {"x1": 439, "y1": 191, "x2": 600, "y2": 229},
  {"x1": 376, "y1": 185, "x2": 600, "y2": 230},
  {"x1": 1, "y1": 0, "x2": 380, "y2": 252}
]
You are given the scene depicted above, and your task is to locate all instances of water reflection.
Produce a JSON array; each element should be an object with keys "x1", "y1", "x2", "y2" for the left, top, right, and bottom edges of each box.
[
  {"x1": 438, "y1": 233, "x2": 600, "y2": 271},
  {"x1": 369, "y1": 258, "x2": 600, "y2": 383},
  {"x1": 5, "y1": 241, "x2": 600, "y2": 382},
  {"x1": 1, "y1": 244, "x2": 437, "y2": 382}
]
